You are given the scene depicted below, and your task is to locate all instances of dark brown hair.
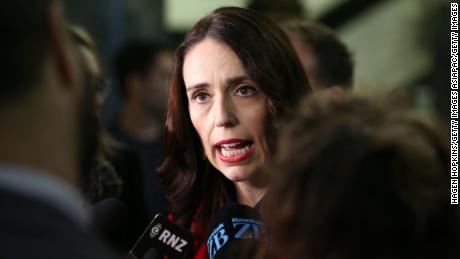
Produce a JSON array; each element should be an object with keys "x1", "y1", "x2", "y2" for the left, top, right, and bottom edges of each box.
[
  {"x1": 262, "y1": 93, "x2": 457, "y2": 259},
  {"x1": 114, "y1": 41, "x2": 172, "y2": 99},
  {"x1": 157, "y1": 6, "x2": 310, "y2": 234}
]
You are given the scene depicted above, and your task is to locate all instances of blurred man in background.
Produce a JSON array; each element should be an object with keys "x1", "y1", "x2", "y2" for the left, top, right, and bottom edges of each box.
[
  {"x1": 282, "y1": 20, "x2": 354, "y2": 91},
  {"x1": 0, "y1": 0, "x2": 116, "y2": 258},
  {"x1": 110, "y1": 41, "x2": 174, "y2": 222}
]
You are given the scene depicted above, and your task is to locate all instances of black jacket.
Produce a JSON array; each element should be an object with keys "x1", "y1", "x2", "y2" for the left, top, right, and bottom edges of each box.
[{"x1": 0, "y1": 188, "x2": 119, "y2": 259}]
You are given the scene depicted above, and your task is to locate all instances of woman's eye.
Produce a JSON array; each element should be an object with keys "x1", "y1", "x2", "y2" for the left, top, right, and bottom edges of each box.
[
  {"x1": 192, "y1": 92, "x2": 210, "y2": 103},
  {"x1": 236, "y1": 86, "x2": 256, "y2": 97}
]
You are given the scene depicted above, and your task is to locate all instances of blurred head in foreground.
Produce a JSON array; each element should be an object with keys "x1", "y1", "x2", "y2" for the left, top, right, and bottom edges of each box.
[{"x1": 262, "y1": 92, "x2": 458, "y2": 259}]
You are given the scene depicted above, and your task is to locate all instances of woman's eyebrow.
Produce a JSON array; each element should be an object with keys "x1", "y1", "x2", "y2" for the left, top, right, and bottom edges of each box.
[
  {"x1": 186, "y1": 83, "x2": 209, "y2": 92},
  {"x1": 226, "y1": 75, "x2": 252, "y2": 86},
  {"x1": 186, "y1": 75, "x2": 252, "y2": 92}
]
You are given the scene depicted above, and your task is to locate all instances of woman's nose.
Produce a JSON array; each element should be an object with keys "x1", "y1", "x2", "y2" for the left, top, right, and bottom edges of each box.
[{"x1": 214, "y1": 96, "x2": 238, "y2": 128}]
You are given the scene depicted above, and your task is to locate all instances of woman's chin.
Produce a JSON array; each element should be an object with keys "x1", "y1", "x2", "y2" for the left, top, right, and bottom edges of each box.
[{"x1": 220, "y1": 166, "x2": 258, "y2": 183}]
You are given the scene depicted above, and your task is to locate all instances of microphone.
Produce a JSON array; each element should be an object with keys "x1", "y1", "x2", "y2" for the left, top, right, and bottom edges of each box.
[
  {"x1": 206, "y1": 204, "x2": 268, "y2": 259},
  {"x1": 128, "y1": 214, "x2": 195, "y2": 259},
  {"x1": 91, "y1": 197, "x2": 130, "y2": 244},
  {"x1": 141, "y1": 247, "x2": 163, "y2": 259}
]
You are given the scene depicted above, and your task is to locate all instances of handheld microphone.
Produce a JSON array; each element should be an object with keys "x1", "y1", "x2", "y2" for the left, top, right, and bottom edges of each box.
[
  {"x1": 128, "y1": 214, "x2": 194, "y2": 259},
  {"x1": 91, "y1": 198, "x2": 128, "y2": 236},
  {"x1": 206, "y1": 204, "x2": 268, "y2": 259}
]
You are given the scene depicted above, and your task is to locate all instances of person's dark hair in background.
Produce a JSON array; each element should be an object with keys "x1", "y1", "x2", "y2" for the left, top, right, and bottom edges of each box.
[
  {"x1": 261, "y1": 92, "x2": 458, "y2": 259},
  {"x1": 115, "y1": 40, "x2": 173, "y2": 121},
  {"x1": 247, "y1": 0, "x2": 305, "y2": 22},
  {"x1": 281, "y1": 20, "x2": 354, "y2": 90},
  {"x1": 0, "y1": 0, "x2": 117, "y2": 258},
  {"x1": 157, "y1": 6, "x2": 310, "y2": 258}
]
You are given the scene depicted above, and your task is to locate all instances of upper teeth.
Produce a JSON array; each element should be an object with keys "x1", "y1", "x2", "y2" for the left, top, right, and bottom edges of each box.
[
  {"x1": 221, "y1": 143, "x2": 240, "y2": 148},
  {"x1": 221, "y1": 145, "x2": 251, "y2": 157}
]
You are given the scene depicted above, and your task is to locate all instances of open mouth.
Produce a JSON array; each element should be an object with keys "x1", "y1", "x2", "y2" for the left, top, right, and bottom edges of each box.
[{"x1": 215, "y1": 140, "x2": 254, "y2": 163}]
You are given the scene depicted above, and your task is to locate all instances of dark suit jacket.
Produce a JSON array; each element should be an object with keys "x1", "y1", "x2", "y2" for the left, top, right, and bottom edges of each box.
[{"x1": 0, "y1": 188, "x2": 120, "y2": 259}]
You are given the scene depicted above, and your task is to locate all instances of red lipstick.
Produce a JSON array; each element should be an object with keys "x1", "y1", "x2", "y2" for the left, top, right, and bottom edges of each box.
[{"x1": 215, "y1": 138, "x2": 254, "y2": 163}]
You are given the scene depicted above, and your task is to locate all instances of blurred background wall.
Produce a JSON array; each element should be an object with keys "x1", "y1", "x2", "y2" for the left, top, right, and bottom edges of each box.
[{"x1": 63, "y1": 0, "x2": 451, "y2": 124}]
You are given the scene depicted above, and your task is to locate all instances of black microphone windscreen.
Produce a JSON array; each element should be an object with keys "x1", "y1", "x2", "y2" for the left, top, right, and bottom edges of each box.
[
  {"x1": 207, "y1": 204, "x2": 268, "y2": 259},
  {"x1": 91, "y1": 198, "x2": 129, "y2": 235},
  {"x1": 141, "y1": 247, "x2": 163, "y2": 259}
]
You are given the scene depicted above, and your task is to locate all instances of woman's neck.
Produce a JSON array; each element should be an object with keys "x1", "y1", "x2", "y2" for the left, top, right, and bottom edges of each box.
[{"x1": 234, "y1": 179, "x2": 267, "y2": 207}]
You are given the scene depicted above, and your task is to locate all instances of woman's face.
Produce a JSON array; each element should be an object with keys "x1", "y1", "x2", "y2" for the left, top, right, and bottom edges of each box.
[{"x1": 183, "y1": 37, "x2": 269, "y2": 183}]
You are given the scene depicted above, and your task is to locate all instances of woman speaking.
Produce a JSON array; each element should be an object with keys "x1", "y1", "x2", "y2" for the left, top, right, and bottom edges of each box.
[{"x1": 156, "y1": 6, "x2": 311, "y2": 258}]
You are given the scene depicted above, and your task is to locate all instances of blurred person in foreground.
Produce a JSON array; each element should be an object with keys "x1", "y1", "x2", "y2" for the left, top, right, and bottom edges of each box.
[
  {"x1": 281, "y1": 20, "x2": 354, "y2": 91},
  {"x1": 0, "y1": 0, "x2": 118, "y2": 258},
  {"x1": 261, "y1": 92, "x2": 459, "y2": 259},
  {"x1": 156, "y1": 6, "x2": 311, "y2": 258}
]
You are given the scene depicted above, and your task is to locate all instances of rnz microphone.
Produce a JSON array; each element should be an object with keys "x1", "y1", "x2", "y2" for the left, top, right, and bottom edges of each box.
[
  {"x1": 128, "y1": 214, "x2": 194, "y2": 259},
  {"x1": 207, "y1": 204, "x2": 268, "y2": 259}
]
